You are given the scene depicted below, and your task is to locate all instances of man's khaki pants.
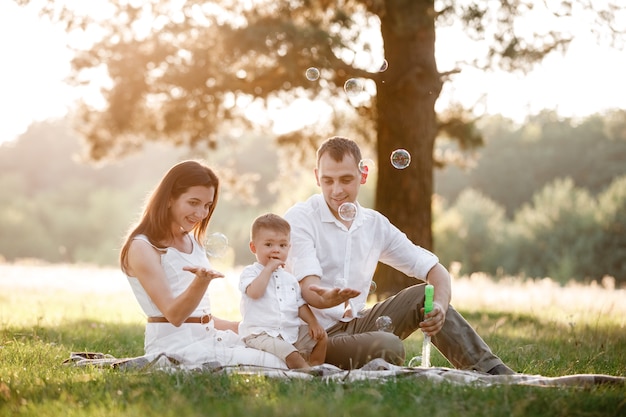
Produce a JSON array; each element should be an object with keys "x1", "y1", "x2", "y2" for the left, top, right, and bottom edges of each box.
[{"x1": 324, "y1": 283, "x2": 505, "y2": 371}]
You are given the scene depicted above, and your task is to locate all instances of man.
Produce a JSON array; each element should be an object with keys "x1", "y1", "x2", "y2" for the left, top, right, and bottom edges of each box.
[{"x1": 283, "y1": 136, "x2": 514, "y2": 374}]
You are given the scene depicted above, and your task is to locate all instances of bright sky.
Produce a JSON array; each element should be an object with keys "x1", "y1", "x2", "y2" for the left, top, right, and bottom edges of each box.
[{"x1": 1, "y1": 2, "x2": 625, "y2": 145}]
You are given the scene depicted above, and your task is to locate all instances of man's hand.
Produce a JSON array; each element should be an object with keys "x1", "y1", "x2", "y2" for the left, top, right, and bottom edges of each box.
[
  {"x1": 309, "y1": 284, "x2": 360, "y2": 307},
  {"x1": 419, "y1": 301, "x2": 446, "y2": 336}
]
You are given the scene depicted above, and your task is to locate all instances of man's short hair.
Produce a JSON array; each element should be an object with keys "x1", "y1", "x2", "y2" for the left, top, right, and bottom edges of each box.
[{"x1": 316, "y1": 136, "x2": 362, "y2": 167}]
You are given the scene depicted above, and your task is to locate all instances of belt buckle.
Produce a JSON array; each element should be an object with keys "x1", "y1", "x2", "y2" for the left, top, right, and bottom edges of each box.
[{"x1": 200, "y1": 314, "x2": 211, "y2": 324}]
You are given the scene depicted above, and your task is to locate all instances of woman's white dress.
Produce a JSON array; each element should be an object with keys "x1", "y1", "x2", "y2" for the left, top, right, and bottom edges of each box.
[{"x1": 126, "y1": 234, "x2": 285, "y2": 368}]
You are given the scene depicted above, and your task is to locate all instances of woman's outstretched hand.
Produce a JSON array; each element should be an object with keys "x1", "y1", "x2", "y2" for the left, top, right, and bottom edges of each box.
[{"x1": 183, "y1": 266, "x2": 224, "y2": 282}]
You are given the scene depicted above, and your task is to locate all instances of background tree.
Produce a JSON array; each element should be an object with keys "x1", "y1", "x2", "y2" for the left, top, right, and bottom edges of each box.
[{"x1": 15, "y1": 0, "x2": 625, "y2": 294}]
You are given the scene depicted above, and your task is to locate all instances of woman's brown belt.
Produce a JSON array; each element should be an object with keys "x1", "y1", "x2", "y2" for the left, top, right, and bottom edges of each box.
[{"x1": 147, "y1": 314, "x2": 212, "y2": 324}]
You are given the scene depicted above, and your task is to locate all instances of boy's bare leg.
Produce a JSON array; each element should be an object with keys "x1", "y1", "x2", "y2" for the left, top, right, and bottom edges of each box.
[
  {"x1": 285, "y1": 351, "x2": 309, "y2": 369},
  {"x1": 308, "y1": 334, "x2": 328, "y2": 366}
]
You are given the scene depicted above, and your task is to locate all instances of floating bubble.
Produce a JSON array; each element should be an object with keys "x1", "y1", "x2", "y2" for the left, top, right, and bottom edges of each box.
[
  {"x1": 338, "y1": 202, "x2": 357, "y2": 221},
  {"x1": 407, "y1": 356, "x2": 422, "y2": 367},
  {"x1": 390, "y1": 149, "x2": 411, "y2": 169},
  {"x1": 375, "y1": 315, "x2": 394, "y2": 332},
  {"x1": 369, "y1": 280, "x2": 377, "y2": 294},
  {"x1": 205, "y1": 232, "x2": 229, "y2": 258},
  {"x1": 334, "y1": 277, "x2": 347, "y2": 289},
  {"x1": 379, "y1": 59, "x2": 388, "y2": 72},
  {"x1": 358, "y1": 158, "x2": 375, "y2": 175},
  {"x1": 344, "y1": 78, "x2": 364, "y2": 97},
  {"x1": 305, "y1": 67, "x2": 320, "y2": 81},
  {"x1": 351, "y1": 300, "x2": 366, "y2": 318}
]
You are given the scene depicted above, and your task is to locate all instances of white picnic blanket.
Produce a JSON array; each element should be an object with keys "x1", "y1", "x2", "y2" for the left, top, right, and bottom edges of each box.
[{"x1": 63, "y1": 352, "x2": 625, "y2": 388}]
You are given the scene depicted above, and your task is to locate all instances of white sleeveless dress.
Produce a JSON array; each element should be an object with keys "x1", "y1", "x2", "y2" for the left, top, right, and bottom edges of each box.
[{"x1": 126, "y1": 234, "x2": 285, "y2": 368}]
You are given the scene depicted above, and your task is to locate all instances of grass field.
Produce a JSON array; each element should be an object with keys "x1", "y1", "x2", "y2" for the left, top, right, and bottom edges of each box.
[{"x1": 1, "y1": 262, "x2": 624, "y2": 417}]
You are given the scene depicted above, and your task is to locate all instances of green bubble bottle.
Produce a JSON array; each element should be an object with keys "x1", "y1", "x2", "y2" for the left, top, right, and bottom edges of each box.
[{"x1": 421, "y1": 284, "x2": 434, "y2": 367}]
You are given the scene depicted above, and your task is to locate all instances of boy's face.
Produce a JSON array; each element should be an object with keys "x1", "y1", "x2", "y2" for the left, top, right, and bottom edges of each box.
[
  {"x1": 315, "y1": 152, "x2": 363, "y2": 220},
  {"x1": 250, "y1": 227, "x2": 290, "y2": 266}
]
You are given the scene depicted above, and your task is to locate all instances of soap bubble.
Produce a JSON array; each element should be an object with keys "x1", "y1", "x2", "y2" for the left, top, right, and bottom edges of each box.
[
  {"x1": 205, "y1": 232, "x2": 229, "y2": 258},
  {"x1": 358, "y1": 158, "x2": 375, "y2": 175},
  {"x1": 390, "y1": 149, "x2": 411, "y2": 169},
  {"x1": 375, "y1": 315, "x2": 394, "y2": 332},
  {"x1": 334, "y1": 277, "x2": 347, "y2": 289},
  {"x1": 407, "y1": 356, "x2": 422, "y2": 367},
  {"x1": 305, "y1": 67, "x2": 320, "y2": 81},
  {"x1": 344, "y1": 78, "x2": 364, "y2": 97},
  {"x1": 351, "y1": 302, "x2": 366, "y2": 318},
  {"x1": 369, "y1": 281, "x2": 377, "y2": 294},
  {"x1": 338, "y1": 202, "x2": 357, "y2": 221},
  {"x1": 379, "y1": 59, "x2": 388, "y2": 72}
]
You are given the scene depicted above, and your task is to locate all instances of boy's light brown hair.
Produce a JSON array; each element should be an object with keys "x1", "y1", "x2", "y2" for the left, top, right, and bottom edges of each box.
[{"x1": 251, "y1": 213, "x2": 291, "y2": 241}]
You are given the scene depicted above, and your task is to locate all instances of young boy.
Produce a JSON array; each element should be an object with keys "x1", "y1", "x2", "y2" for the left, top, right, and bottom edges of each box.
[{"x1": 238, "y1": 213, "x2": 327, "y2": 369}]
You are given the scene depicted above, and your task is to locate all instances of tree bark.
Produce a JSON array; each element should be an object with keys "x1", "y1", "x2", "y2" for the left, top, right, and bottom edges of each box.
[{"x1": 374, "y1": 0, "x2": 442, "y2": 297}]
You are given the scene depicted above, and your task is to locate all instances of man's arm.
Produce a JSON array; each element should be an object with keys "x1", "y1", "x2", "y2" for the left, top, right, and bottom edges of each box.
[
  {"x1": 420, "y1": 263, "x2": 452, "y2": 336},
  {"x1": 426, "y1": 263, "x2": 451, "y2": 311},
  {"x1": 300, "y1": 275, "x2": 360, "y2": 309}
]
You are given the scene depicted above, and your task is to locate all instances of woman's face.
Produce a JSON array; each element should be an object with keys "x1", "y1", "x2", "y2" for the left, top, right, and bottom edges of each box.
[{"x1": 169, "y1": 185, "x2": 215, "y2": 233}]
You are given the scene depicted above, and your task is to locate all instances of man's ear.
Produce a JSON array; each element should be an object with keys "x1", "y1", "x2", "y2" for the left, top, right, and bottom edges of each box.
[
  {"x1": 360, "y1": 166, "x2": 368, "y2": 184},
  {"x1": 314, "y1": 168, "x2": 321, "y2": 186}
]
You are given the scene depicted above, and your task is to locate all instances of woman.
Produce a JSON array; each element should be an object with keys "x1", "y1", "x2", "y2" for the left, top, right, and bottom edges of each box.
[{"x1": 120, "y1": 160, "x2": 284, "y2": 367}]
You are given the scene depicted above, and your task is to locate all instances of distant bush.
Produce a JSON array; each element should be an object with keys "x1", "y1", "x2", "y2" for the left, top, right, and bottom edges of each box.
[
  {"x1": 594, "y1": 175, "x2": 626, "y2": 282},
  {"x1": 507, "y1": 178, "x2": 600, "y2": 283},
  {"x1": 433, "y1": 189, "x2": 507, "y2": 277},
  {"x1": 435, "y1": 175, "x2": 626, "y2": 286}
]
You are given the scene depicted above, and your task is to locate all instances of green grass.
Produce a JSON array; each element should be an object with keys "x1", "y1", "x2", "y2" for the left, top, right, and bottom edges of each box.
[{"x1": 1, "y1": 265, "x2": 625, "y2": 417}]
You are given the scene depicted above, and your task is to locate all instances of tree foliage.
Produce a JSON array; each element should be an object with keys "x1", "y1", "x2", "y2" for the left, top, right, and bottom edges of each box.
[
  {"x1": 13, "y1": 0, "x2": 626, "y2": 293},
  {"x1": 436, "y1": 110, "x2": 626, "y2": 215}
]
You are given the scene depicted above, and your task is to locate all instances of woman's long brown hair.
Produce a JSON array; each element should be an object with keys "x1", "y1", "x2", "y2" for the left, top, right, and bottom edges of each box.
[{"x1": 119, "y1": 160, "x2": 219, "y2": 274}]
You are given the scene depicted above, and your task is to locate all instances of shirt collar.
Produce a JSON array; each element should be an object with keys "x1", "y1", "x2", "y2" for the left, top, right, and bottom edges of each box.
[{"x1": 317, "y1": 194, "x2": 364, "y2": 229}]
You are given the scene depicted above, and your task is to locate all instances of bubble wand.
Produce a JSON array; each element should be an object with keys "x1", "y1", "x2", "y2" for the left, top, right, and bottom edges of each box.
[{"x1": 421, "y1": 284, "x2": 434, "y2": 367}]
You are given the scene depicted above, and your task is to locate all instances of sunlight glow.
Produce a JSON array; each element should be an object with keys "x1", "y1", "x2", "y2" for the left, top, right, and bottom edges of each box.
[
  {"x1": 0, "y1": 2, "x2": 74, "y2": 143},
  {"x1": 1, "y1": 1, "x2": 625, "y2": 144}
]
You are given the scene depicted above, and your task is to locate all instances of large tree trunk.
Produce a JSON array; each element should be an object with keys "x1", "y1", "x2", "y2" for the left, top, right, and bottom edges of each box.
[{"x1": 374, "y1": 0, "x2": 442, "y2": 298}]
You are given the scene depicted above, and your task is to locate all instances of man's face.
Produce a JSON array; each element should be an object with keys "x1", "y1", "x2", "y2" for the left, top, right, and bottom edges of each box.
[{"x1": 315, "y1": 152, "x2": 362, "y2": 219}]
